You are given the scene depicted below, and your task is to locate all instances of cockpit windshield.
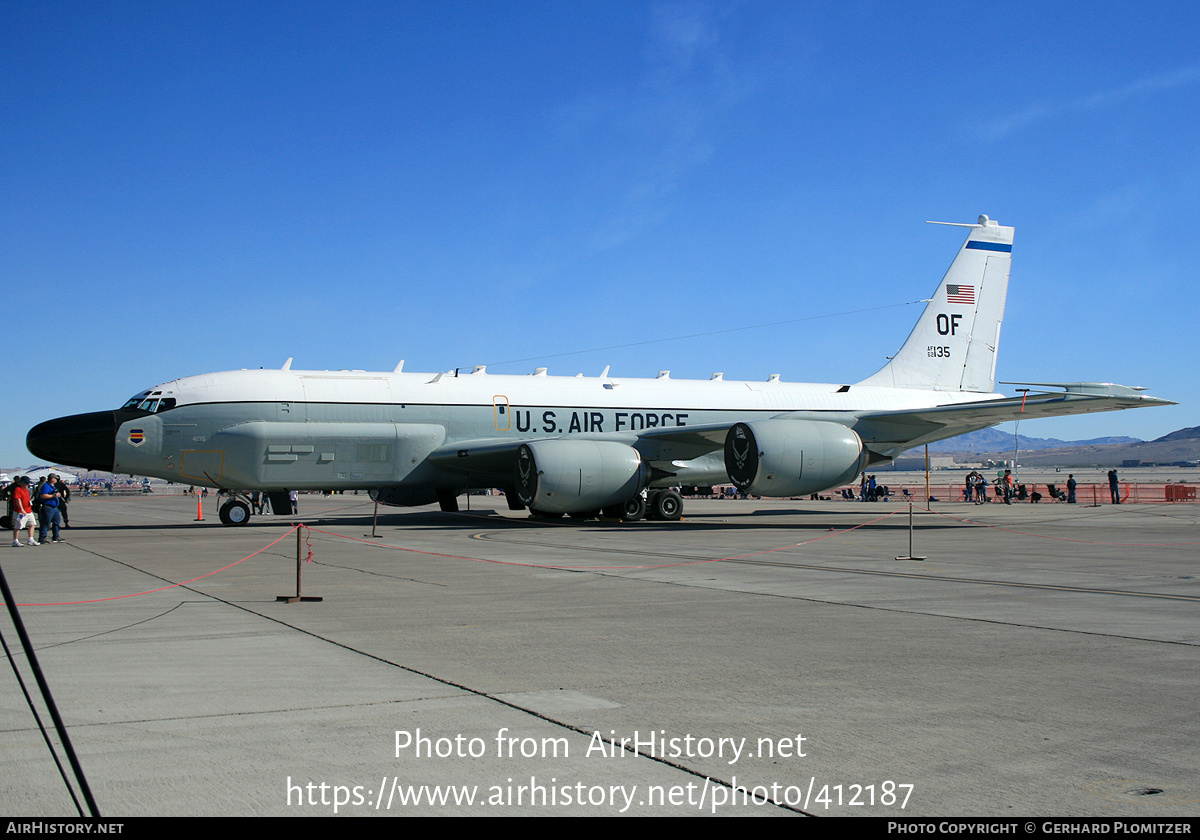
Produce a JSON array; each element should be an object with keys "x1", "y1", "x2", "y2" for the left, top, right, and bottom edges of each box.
[{"x1": 121, "y1": 391, "x2": 176, "y2": 413}]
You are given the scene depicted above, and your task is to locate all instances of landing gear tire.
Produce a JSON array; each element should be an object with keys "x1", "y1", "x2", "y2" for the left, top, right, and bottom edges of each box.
[
  {"x1": 620, "y1": 495, "x2": 647, "y2": 522},
  {"x1": 529, "y1": 508, "x2": 564, "y2": 519},
  {"x1": 647, "y1": 489, "x2": 683, "y2": 522},
  {"x1": 219, "y1": 499, "x2": 252, "y2": 526}
]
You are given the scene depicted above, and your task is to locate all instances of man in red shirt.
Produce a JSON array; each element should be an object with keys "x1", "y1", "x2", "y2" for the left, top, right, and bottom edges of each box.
[{"x1": 10, "y1": 476, "x2": 39, "y2": 546}]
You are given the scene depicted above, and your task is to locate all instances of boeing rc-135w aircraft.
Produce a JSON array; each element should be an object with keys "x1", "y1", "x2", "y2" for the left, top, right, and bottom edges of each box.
[{"x1": 29, "y1": 215, "x2": 1170, "y2": 525}]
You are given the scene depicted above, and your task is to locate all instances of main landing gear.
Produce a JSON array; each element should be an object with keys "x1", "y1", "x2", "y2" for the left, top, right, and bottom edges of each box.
[
  {"x1": 218, "y1": 498, "x2": 252, "y2": 525},
  {"x1": 599, "y1": 489, "x2": 683, "y2": 523},
  {"x1": 647, "y1": 489, "x2": 683, "y2": 521}
]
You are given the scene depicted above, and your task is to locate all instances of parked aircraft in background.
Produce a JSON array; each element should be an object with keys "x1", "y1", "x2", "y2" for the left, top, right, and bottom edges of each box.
[{"x1": 28, "y1": 215, "x2": 1170, "y2": 525}]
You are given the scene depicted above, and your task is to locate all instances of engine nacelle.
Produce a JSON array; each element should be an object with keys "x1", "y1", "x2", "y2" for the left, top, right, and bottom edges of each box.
[
  {"x1": 724, "y1": 419, "x2": 867, "y2": 497},
  {"x1": 514, "y1": 440, "x2": 648, "y2": 514}
]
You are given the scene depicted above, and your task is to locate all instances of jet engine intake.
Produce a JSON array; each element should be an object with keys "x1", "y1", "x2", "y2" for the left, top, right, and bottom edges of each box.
[
  {"x1": 724, "y1": 419, "x2": 866, "y2": 497},
  {"x1": 514, "y1": 440, "x2": 648, "y2": 514}
]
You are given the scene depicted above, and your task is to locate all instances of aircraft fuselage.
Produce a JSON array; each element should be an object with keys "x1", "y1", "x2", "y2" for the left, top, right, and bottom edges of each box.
[{"x1": 101, "y1": 369, "x2": 985, "y2": 493}]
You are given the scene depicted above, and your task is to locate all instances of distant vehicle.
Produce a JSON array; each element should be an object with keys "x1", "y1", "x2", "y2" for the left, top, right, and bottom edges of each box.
[{"x1": 27, "y1": 215, "x2": 1171, "y2": 525}]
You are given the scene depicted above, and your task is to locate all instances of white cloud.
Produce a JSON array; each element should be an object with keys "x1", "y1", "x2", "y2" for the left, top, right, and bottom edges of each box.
[{"x1": 982, "y1": 64, "x2": 1200, "y2": 140}]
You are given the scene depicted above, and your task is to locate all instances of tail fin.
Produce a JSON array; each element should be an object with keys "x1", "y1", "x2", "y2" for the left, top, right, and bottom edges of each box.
[{"x1": 858, "y1": 214, "x2": 1013, "y2": 393}]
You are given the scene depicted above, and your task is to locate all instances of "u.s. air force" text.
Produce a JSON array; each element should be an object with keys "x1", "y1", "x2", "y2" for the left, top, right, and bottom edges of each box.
[{"x1": 513, "y1": 410, "x2": 689, "y2": 434}]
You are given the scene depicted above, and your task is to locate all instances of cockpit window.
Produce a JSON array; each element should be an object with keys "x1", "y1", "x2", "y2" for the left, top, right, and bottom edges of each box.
[{"x1": 122, "y1": 393, "x2": 176, "y2": 413}]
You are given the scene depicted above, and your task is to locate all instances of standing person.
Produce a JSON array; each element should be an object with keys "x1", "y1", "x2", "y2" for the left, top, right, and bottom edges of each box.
[
  {"x1": 58, "y1": 477, "x2": 71, "y2": 527},
  {"x1": 1002, "y1": 469, "x2": 1014, "y2": 505},
  {"x1": 38, "y1": 475, "x2": 64, "y2": 544},
  {"x1": 289, "y1": 489, "x2": 298, "y2": 514},
  {"x1": 10, "y1": 476, "x2": 39, "y2": 546},
  {"x1": 1108, "y1": 469, "x2": 1121, "y2": 504},
  {"x1": 31, "y1": 477, "x2": 46, "y2": 518},
  {"x1": 860, "y1": 472, "x2": 867, "y2": 502},
  {"x1": 1066, "y1": 474, "x2": 1077, "y2": 504}
]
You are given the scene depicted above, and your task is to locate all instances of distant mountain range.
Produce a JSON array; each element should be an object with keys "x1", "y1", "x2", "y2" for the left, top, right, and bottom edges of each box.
[
  {"x1": 1148, "y1": 426, "x2": 1200, "y2": 443},
  {"x1": 929, "y1": 426, "x2": 1200, "y2": 467},
  {"x1": 928, "y1": 428, "x2": 1141, "y2": 453}
]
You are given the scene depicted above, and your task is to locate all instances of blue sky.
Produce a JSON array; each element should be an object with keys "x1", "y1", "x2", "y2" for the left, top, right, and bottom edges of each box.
[{"x1": 3, "y1": 1, "x2": 1197, "y2": 467}]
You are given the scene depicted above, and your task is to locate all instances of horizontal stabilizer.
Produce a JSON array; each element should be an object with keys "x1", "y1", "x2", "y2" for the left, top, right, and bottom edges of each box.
[{"x1": 999, "y1": 381, "x2": 1160, "y2": 399}]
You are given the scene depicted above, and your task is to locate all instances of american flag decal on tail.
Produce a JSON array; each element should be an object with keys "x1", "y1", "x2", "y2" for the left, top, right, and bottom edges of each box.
[{"x1": 946, "y1": 284, "x2": 975, "y2": 304}]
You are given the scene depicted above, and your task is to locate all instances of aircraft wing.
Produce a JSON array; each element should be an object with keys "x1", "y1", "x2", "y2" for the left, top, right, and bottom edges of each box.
[
  {"x1": 423, "y1": 382, "x2": 1173, "y2": 478},
  {"x1": 850, "y1": 383, "x2": 1175, "y2": 458},
  {"x1": 425, "y1": 423, "x2": 737, "y2": 480},
  {"x1": 624, "y1": 423, "x2": 732, "y2": 461},
  {"x1": 626, "y1": 382, "x2": 1174, "y2": 463}
]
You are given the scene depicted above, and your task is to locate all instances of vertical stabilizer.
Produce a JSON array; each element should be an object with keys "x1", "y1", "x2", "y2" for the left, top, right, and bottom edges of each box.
[{"x1": 858, "y1": 215, "x2": 1013, "y2": 393}]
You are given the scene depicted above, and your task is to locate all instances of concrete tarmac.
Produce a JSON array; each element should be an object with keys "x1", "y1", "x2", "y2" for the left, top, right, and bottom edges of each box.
[{"x1": 1, "y1": 493, "x2": 1197, "y2": 816}]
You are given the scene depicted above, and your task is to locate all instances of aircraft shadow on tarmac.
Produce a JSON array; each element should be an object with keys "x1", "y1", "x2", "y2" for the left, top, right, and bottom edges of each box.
[{"x1": 70, "y1": 511, "x2": 967, "y2": 534}]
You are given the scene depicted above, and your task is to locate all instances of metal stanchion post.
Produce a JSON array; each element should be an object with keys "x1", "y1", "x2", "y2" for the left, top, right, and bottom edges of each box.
[
  {"x1": 895, "y1": 502, "x2": 926, "y2": 561},
  {"x1": 277, "y1": 525, "x2": 323, "y2": 603},
  {"x1": 366, "y1": 499, "x2": 383, "y2": 538}
]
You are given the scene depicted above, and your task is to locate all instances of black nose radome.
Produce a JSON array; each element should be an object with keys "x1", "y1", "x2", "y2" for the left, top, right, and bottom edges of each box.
[{"x1": 27, "y1": 410, "x2": 123, "y2": 472}]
